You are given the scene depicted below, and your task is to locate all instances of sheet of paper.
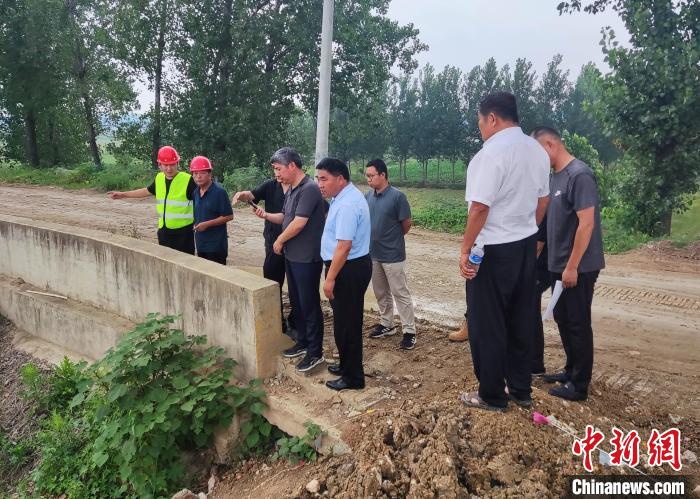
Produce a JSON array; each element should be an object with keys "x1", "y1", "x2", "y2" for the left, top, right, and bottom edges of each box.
[{"x1": 542, "y1": 280, "x2": 563, "y2": 320}]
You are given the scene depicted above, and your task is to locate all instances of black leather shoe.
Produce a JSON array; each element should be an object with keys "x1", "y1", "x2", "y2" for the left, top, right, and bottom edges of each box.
[
  {"x1": 543, "y1": 371, "x2": 570, "y2": 384},
  {"x1": 327, "y1": 363, "x2": 342, "y2": 375},
  {"x1": 325, "y1": 378, "x2": 364, "y2": 391},
  {"x1": 549, "y1": 381, "x2": 588, "y2": 401}
]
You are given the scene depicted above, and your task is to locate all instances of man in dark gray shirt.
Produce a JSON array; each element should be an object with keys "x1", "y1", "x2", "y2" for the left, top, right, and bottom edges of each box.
[
  {"x1": 254, "y1": 147, "x2": 326, "y2": 373},
  {"x1": 532, "y1": 126, "x2": 605, "y2": 402},
  {"x1": 364, "y1": 159, "x2": 417, "y2": 350}
]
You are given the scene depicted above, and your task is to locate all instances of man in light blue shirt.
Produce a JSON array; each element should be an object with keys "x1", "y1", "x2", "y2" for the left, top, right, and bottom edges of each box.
[{"x1": 316, "y1": 158, "x2": 372, "y2": 391}]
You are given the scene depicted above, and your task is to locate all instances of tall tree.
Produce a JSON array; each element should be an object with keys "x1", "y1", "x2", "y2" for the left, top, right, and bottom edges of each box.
[
  {"x1": 511, "y1": 58, "x2": 538, "y2": 132},
  {"x1": 562, "y1": 0, "x2": 700, "y2": 236},
  {"x1": 388, "y1": 74, "x2": 418, "y2": 180},
  {"x1": 564, "y1": 62, "x2": 617, "y2": 162},
  {"x1": 106, "y1": 0, "x2": 182, "y2": 167},
  {"x1": 533, "y1": 54, "x2": 572, "y2": 130}
]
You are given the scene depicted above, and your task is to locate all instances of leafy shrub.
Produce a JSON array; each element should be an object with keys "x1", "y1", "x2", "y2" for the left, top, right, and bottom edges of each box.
[
  {"x1": 20, "y1": 357, "x2": 88, "y2": 415},
  {"x1": 24, "y1": 313, "x2": 267, "y2": 498},
  {"x1": 0, "y1": 431, "x2": 34, "y2": 486},
  {"x1": 271, "y1": 422, "x2": 324, "y2": 465},
  {"x1": 221, "y1": 167, "x2": 269, "y2": 194}
]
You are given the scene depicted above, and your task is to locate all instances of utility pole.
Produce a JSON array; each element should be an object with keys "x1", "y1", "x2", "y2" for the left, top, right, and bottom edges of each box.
[{"x1": 314, "y1": 0, "x2": 334, "y2": 166}]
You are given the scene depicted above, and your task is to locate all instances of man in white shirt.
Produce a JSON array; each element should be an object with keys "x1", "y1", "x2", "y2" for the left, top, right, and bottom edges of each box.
[{"x1": 459, "y1": 91, "x2": 550, "y2": 412}]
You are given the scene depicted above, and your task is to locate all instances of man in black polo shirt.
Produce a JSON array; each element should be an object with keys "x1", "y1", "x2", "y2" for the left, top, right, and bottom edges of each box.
[
  {"x1": 253, "y1": 147, "x2": 326, "y2": 373},
  {"x1": 190, "y1": 156, "x2": 233, "y2": 264},
  {"x1": 233, "y1": 174, "x2": 291, "y2": 333}
]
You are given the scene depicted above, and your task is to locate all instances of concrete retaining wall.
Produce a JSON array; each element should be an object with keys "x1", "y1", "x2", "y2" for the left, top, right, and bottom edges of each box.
[{"x1": 0, "y1": 215, "x2": 287, "y2": 379}]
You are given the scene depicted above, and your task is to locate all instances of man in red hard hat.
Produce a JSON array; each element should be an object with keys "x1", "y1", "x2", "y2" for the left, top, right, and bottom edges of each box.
[
  {"x1": 108, "y1": 145, "x2": 196, "y2": 254},
  {"x1": 190, "y1": 156, "x2": 233, "y2": 264}
]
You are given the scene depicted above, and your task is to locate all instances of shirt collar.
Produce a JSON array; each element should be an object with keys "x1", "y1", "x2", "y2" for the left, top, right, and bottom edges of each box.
[
  {"x1": 333, "y1": 183, "x2": 353, "y2": 202},
  {"x1": 373, "y1": 184, "x2": 391, "y2": 197},
  {"x1": 483, "y1": 125, "x2": 522, "y2": 146},
  {"x1": 291, "y1": 175, "x2": 309, "y2": 192}
]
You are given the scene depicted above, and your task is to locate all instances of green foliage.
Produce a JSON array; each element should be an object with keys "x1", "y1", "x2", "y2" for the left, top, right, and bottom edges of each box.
[
  {"x1": 221, "y1": 167, "x2": 272, "y2": 195},
  {"x1": 0, "y1": 160, "x2": 153, "y2": 191},
  {"x1": 20, "y1": 357, "x2": 89, "y2": 415},
  {"x1": 20, "y1": 313, "x2": 267, "y2": 498},
  {"x1": 271, "y1": 422, "x2": 324, "y2": 465},
  {"x1": 239, "y1": 414, "x2": 284, "y2": 458},
  {"x1": 570, "y1": 0, "x2": 700, "y2": 236},
  {"x1": 0, "y1": 431, "x2": 34, "y2": 486},
  {"x1": 411, "y1": 197, "x2": 467, "y2": 234}
]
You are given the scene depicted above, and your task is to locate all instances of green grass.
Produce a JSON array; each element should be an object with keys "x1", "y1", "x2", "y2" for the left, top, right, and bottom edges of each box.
[
  {"x1": 671, "y1": 193, "x2": 700, "y2": 245},
  {"x1": 349, "y1": 158, "x2": 466, "y2": 186},
  {"x1": 0, "y1": 161, "x2": 152, "y2": 192},
  {"x1": 2, "y1": 160, "x2": 698, "y2": 254}
]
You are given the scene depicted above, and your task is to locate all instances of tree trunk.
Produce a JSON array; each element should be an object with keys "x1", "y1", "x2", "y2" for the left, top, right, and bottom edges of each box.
[
  {"x1": 437, "y1": 157, "x2": 440, "y2": 183},
  {"x1": 451, "y1": 159, "x2": 456, "y2": 183},
  {"x1": 152, "y1": 0, "x2": 168, "y2": 168},
  {"x1": 24, "y1": 109, "x2": 39, "y2": 167},
  {"x1": 651, "y1": 209, "x2": 673, "y2": 237},
  {"x1": 65, "y1": 0, "x2": 101, "y2": 168}
]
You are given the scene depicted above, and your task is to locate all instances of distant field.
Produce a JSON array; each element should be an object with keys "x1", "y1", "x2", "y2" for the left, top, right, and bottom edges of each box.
[{"x1": 0, "y1": 160, "x2": 698, "y2": 253}]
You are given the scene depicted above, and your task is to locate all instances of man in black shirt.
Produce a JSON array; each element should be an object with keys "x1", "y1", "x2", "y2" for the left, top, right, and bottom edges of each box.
[
  {"x1": 233, "y1": 175, "x2": 293, "y2": 336},
  {"x1": 108, "y1": 145, "x2": 196, "y2": 254}
]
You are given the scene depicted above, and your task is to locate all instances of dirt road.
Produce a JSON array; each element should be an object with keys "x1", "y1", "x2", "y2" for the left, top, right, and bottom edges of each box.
[
  {"x1": 1, "y1": 185, "x2": 697, "y2": 406},
  {"x1": 1, "y1": 184, "x2": 698, "y2": 496}
]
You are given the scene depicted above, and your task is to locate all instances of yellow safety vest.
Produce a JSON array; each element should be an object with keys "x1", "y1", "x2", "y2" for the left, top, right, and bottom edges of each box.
[{"x1": 155, "y1": 172, "x2": 194, "y2": 229}]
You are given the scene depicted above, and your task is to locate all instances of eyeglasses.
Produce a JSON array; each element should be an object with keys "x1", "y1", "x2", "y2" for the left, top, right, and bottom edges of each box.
[{"x1": 366, "y1": 173, "x2": 378, "y2": 179}]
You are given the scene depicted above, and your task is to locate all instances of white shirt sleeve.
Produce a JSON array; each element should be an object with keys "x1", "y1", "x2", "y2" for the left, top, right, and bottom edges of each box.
[
  {"x1": 536, "y1": 148, "x2": 551, "y2": 197},
  {"x1": 466, "y1": 150, "x2": 501, "y2": 207}
]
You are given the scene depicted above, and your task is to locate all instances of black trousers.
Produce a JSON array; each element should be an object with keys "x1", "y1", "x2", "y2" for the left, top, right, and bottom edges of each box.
[
  {"x1": 198, "y1": 250, "x2": 228, "y2": 265},
  {"x1": 467, "y1": 234, "x2": 537, "y2": 407},
  {"x1": 264, "y1": 244, "x2": 288, "y2": 329},
  {"x1": 157, "y1": 227, "x2": 195, "y2": 255},
  {"x1": 551, "y1": 270, "x2": 599, "y2": 394},
  {"x1": 532, "y1": 273, "x2": 551, "y2": 373},
  {"x1": 286, "y1": 259, "x2": 324, "y2": 358},
  {"x1": 326, "y1": 255, "x2": 372, "y2": 387}
]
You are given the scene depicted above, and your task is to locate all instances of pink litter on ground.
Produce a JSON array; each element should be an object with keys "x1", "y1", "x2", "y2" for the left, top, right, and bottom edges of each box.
[{"x1": 533, "y1": 412, "x2": 551, "y2": 425}]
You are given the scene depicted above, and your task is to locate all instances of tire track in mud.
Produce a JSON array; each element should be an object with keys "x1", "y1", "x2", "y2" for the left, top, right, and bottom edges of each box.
[{"x1": 595, "y1": 284, "x2": 700, "y2": 312}]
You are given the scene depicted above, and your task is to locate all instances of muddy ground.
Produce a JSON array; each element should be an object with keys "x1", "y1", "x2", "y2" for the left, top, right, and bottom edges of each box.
[{"x1": 0, "y1": 184, "x2": 698, "y2": 497}]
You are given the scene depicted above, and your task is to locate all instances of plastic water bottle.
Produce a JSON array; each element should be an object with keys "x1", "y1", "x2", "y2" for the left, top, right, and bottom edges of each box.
[{"x1": 468, "y1": 245, "x2": 484, "y2": 275}]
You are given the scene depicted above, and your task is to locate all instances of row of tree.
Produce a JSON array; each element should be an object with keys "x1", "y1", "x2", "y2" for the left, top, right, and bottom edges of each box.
[
  {"x1": 1, "y1": 0, "x2": 698, "y2": 236},
  {"x1": 312, "y1": 56, "x2": 617, "y2": 184},
  {"x1": 0, "y1": 0, "x2": 424, "y2": 169}
]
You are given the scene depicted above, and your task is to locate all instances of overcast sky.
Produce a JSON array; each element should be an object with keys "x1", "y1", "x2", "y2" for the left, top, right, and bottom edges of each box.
[
  {"x1": 386, "y1": 0, "x2": 629, "y2": 78},
  {"x1": 136, "y1": 1, "x2": 628, "y2": 110}
]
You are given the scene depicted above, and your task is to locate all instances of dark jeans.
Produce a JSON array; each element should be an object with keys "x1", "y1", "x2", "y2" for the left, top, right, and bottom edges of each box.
[
  {"x1": 467, "y1": 234, "x2": 537, "y2": 408},
  {"x1": 532, "y1": 273, "x2": 551, "y2": 373},
  {"x1": 198, "y1": 250, "x2": 227, "y2": 265},
  {"x1": 325, "y1": 255, "x2": 372, "y2": 387},
  {"x1": 158, "y1": 227, "x2": 195, "y2": 255},
  {"x1": 551, "y1": 270, "x2": 599, "y2": 394},
  {"x1": 264, "y1": 244, "x2": 288, "y2": 331},
  {"x1": 285, "y1": 259, "x2": 323, "y2": 358}
]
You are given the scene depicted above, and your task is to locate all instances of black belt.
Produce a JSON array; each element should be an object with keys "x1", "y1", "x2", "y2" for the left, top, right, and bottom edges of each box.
[{"x1": 324, "y1": 254, "x2": 370, "y2": 266}]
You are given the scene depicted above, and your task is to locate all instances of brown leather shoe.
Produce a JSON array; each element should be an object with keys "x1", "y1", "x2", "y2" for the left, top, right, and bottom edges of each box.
[{"x1": 448, "y1": 320, "x2": 468, "y2": 342}]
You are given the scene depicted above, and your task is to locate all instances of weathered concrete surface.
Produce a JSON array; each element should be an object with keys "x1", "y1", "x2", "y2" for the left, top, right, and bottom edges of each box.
[
  {"x1": 0, "y1": 215, "x2": 287, "y2": 379},
  {"x1": 0, "y1": 277, "x2": 134, "y2": 362}
]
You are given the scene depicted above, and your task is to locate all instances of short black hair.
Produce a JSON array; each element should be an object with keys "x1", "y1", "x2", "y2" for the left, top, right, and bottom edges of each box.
[
  {"x1": 366, "y1": 158, "x2": 388, "y2": 179},
  {"x1": 316, "y1": 157, "x2": 349, "y2": 181},
  {"x1": 479, "y1": 91, "x2": 519, "y2": 123},
  {"x1": 531, "y1": 126, "x2": 562, "y2": 141},
  {"x1": 270, "y1": 146, "x2": 303, "y2": 169}
]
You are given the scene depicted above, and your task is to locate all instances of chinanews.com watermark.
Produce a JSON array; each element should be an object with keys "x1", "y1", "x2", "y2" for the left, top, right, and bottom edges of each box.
[
  {"x1": 563, "y1": 424, "x2": 693, "y2": 498},
  {"x1": 567, "y1": 476, "x2": 687, "y2": 497}
]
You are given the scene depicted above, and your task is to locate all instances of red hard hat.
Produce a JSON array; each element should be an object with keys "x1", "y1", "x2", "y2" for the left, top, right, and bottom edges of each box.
[
  {"x1": 157, "y1": 145, "x2": 180, "y2": 165},
  {"x1": 189, "y1": 155, "x2": 212, "y2": 172}
]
